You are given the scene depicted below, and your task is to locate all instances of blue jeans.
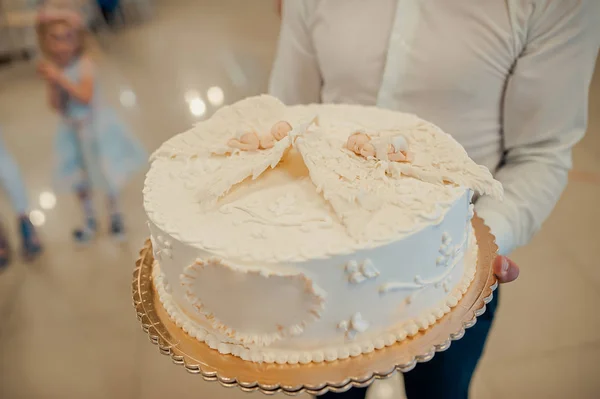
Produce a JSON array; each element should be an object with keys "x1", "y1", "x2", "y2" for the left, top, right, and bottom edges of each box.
[
  {"x1": 0, "y1": 132, "x2": 29, "y2": 214},
  {"x1": 320, "y1": 290, "x2": 500, "y2": 399}
]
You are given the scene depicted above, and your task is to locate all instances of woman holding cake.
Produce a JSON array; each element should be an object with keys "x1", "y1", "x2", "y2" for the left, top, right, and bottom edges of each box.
[{"x1": 270, "y1": 1, "x2": 598, "y2": 398}]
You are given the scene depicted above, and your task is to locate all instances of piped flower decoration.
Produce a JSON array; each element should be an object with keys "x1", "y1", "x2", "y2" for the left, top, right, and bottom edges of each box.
[
  {"x1": 345, "y1": 259, "x2": 380, "y2": 284},
  {"x1": 337, "y1": 312, "x2": 370, "y2": 340}
]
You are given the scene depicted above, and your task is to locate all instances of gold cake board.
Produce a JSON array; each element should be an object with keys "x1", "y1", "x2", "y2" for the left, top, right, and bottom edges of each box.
[{"x1": 132, "y1": 215, "x2": 498, "y2": 396}]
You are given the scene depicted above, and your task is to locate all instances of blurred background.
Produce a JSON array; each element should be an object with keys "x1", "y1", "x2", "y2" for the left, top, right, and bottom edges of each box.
[{"x1": 0, "y1": 1, "x2": 599, "y2": 398}]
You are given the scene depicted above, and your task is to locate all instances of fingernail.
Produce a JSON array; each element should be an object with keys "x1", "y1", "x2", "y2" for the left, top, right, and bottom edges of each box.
[{"x1": 501, "y1": 257, "x2": 509, "y2": 273}]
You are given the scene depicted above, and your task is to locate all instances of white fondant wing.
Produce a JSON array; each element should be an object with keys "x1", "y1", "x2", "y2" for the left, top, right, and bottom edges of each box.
[
  {"x1": 294, "y1": 134, "x2": 408, "y2": 240},
  {"x1": 195, "y1": 114, "x2": 321, "y2": 206},
  {"x1": 150, "y1": 95, "x2": 288, "y2": 161},
  {"x1": 148, "y1": 95, "x2": 294, "y2": 208},
  {"x1": 295, "y1": 133, "x2": 470, "y2": 241},
  {"x1": 196, "y1": 137, "x2": 292, "y2": 207},
  {"x1": 376, "y1": 125, "x2": 503, "y2": 199}
]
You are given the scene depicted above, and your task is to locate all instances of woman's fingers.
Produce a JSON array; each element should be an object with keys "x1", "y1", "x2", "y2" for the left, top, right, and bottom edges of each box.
[{"x1": 493, "y1": 255, "x2": 520, "y2": 283}]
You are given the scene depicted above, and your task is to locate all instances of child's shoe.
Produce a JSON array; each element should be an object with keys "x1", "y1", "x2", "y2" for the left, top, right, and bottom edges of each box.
[
  {"x1": 20, "y1": 216, "x2": 42, "y2": 261},
  {"x1": 110, "y1": 213, "x2": 126, "y2": 241}
]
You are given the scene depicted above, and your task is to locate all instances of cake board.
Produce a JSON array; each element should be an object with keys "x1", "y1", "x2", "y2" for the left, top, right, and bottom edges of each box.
[{"x1": 132, "y1": 215, "x2": 498, "y2": 396}]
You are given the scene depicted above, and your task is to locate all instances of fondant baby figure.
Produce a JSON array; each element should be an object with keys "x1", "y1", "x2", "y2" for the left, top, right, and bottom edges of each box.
[
  {"x1": 346, "y1": 132, "x2": 412, "y2": 162},
  {"x1": 228, "y1": 121, "x2": 292, "y2": 151}
]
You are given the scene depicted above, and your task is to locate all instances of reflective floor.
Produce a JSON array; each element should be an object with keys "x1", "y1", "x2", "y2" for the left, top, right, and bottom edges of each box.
[{"x1": 0, "y1": 1, "x2": 599, "y2": 398}]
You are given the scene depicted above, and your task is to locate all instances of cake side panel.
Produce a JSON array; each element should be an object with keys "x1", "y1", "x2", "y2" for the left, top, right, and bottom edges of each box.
[
  {"x1": 149, "y1": 216, "x2": 478, "y2": 365},
  {"x1": 272, "y1": 189, "x2": 473, "y2": 349},
  {"x1": 147, "y1": 189, "x2": 473, "y2": 362}
]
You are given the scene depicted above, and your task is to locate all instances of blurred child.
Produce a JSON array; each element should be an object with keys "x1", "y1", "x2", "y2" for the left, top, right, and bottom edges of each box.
[
  {"x1": 0, "y1": 130, "x2": 43, "y2": 268},
  {"x1": 36, "y1": 5, "x2": 146, "y2": 243}
]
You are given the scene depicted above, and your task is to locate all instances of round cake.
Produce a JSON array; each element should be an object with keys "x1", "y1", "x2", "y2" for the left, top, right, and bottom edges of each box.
[{"x1": 143, "y1": 95, "x2": 502, "y2": 364}]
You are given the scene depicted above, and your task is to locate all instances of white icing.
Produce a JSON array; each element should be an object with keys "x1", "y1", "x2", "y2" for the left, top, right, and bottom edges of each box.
[
  {"x1": 436, "y1": 231, "x2": 465, "y2": 268},
  {"x1": 379, "y1": 232, "x2": 467, "y2": 301},
  {"x1": 220, "y1": 192, "x2": 333, "y2": 229},
  {"x1": 361, "y1": 259, "x2": 379, "y2": 277},
  {"x1": 467, "y1": 203, "x2": 475, "y2": 220},
  {"x1": 150, "y1": 234, "x2": 172, "y2": 260},
  {"x1": 288, "y1": 115, "x2": 319, "y2": 141},
  {"x1": 144, "y1": 95, "x2": 497, "y2": 364}
]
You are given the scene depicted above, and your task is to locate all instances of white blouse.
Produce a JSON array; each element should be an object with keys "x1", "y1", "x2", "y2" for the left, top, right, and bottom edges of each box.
[{"x1": 269, "y1": 0, "x2": 599, "y2": 256}]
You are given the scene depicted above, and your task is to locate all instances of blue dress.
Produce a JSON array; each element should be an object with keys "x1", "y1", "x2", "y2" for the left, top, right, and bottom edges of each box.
[{"x1": 54, "y1": 58, "x2": 146, "y2": 196}]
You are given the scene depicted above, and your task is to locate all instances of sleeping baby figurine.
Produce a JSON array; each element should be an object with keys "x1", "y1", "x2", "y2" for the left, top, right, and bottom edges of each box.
[
  {"x1": 227, "y1": 121, "x2": 293, "y2": 151},
  {"x1": 346, "y1": 132, "x2": 412, "y2": 162}
]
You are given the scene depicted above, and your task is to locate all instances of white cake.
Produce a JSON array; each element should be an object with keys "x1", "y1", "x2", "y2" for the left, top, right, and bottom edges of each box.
[{"x1": 144, "y1": 95, "x2": 502, "y2": 364}]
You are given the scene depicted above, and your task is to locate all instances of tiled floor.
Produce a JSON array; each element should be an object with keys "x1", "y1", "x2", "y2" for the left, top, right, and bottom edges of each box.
[{"x1": 0, "y1": 1, "x2": 599, "y2": 398}]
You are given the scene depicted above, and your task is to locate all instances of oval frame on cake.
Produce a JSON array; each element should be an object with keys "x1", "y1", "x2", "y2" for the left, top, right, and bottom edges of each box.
[
  {"x1": 132, "y1": 215, "x2": 498, "y2": 396},
  {"x1": 179, "y1": 256, "x2": 327, "y2": 347}
]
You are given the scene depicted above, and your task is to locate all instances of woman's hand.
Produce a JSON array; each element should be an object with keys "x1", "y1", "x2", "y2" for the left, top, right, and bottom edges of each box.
[{"x1": 493, "y1": 255, "x2": 520, "y2": 283}]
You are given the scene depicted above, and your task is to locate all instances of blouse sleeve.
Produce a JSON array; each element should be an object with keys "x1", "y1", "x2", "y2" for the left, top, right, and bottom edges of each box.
[{"x1": 476, "y1": 1, "x2": 600, "y2": 255}]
